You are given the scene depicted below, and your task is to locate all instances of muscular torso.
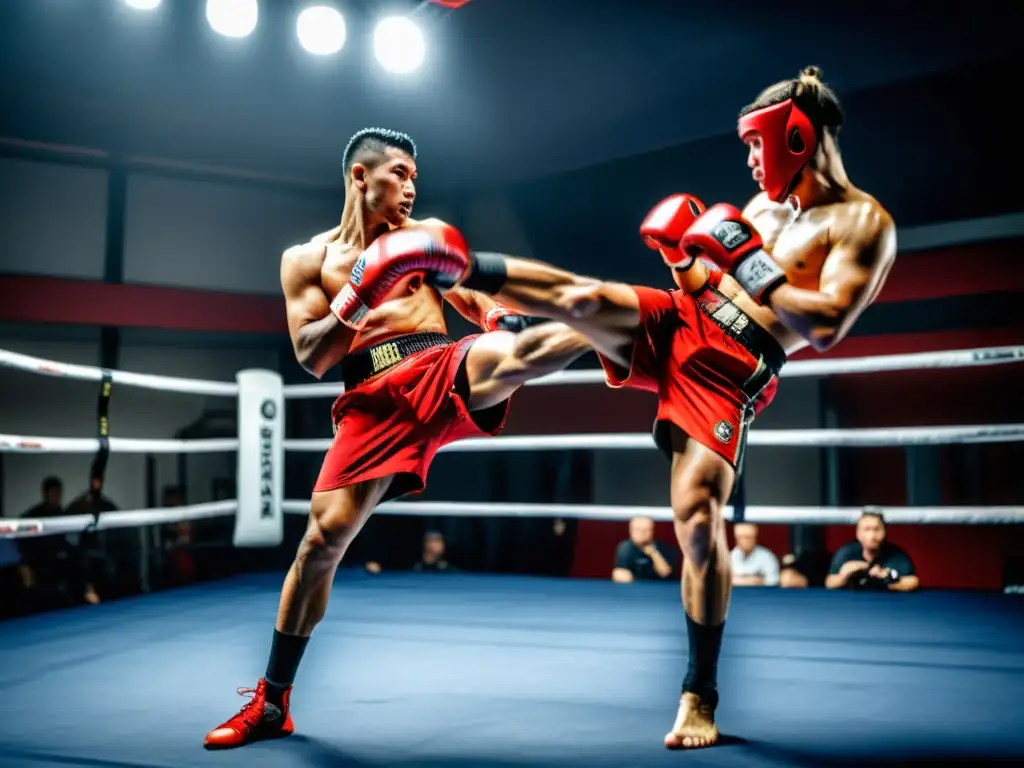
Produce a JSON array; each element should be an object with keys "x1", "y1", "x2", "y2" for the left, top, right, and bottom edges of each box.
[
  {"x1": 319, "y1": 238, "x2": 447, "y2": 349},
  {"x1": 681, "y1": 189, "x2": 890, "y2": 355},
  {"x1": 288, "y1": 222, "x2": 449, "y2": 361}
]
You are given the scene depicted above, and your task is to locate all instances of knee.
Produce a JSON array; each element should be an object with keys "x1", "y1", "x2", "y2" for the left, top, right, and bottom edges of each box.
[
  {"x1": 672, "y1": 486, "x2": 729, "y2": 565},
  {"x1": 672, "y1": 484, "x2": 715, "y2": 528},
  {"x1": 304, "y1": 503, "x2": 362, "y2": 561}
]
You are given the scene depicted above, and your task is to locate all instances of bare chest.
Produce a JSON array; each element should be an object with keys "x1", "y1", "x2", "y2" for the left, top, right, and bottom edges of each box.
[
  {"x1": 319, "y1": 244, "x2": 357, "y2": 297},
  {"x1": 749, "y1": 205, "x2": 832, "y2": 290}
]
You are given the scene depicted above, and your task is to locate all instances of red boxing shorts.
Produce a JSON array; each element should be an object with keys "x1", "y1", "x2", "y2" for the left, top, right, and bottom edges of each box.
[
  {"x1": 597, "y1": 278, "x2": 785, "y2": 468},
  {"x1": 312, "y1": 332, "x2": 508, "y2": 501}
]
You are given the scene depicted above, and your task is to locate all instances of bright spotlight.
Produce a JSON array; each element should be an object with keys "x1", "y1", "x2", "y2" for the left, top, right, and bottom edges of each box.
[
  {"x1": 297, "y1": 6, "x2": 346, "y2": 56},
  {"x1": 373, "y1": 16, "x2": 425, "y2": 74},
  {"x1": 206, "y1": 0, "x2": 259, "y2": 39},
  {"x1": 124, "y1": 0, "x2": 162, "y2": 8}
]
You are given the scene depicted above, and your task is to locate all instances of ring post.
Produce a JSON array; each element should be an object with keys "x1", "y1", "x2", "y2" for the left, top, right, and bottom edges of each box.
[{"x1": 235, "y1": 369, "x2": 284, "y2": 547}]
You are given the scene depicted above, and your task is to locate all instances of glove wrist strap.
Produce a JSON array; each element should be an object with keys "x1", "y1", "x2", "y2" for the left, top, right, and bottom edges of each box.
[
  {"x1": 734, "y1": 249, "x2": 787, "y2": 302},
  {"x1": 463, "y1": 251, "x2": 508, "y2": 295},
  {"x1": 331, "y1": 284, "x2": 369, "y2": 330}
]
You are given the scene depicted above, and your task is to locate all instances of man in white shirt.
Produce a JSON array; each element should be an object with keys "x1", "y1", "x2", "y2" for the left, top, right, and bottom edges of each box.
[{"x1": 730, "y1": 523, "x2": 779, "y2": 587}]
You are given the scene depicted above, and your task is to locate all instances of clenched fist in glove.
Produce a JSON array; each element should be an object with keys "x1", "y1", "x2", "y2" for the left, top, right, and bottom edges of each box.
[
  {"x1": 679, "y1": 204, "x2": 788, "y2": 303},
  {"x1": 640, "y1": 194, "x2": 706, "y2": 270},
  {"x1": 484, "y1": 305, "x2": 550, "y2": 333},
  {"x1": 330, "y1": 224, "x2": 472, "y2": 330}
]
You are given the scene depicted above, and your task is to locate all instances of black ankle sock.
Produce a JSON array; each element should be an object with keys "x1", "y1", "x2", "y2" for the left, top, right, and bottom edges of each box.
[
  {"x1": 265, "y1": 630, "x2": 309, "y2": 703},
  {"x1": 682, "y1": 614, "x2": 724, "y2": 709}
]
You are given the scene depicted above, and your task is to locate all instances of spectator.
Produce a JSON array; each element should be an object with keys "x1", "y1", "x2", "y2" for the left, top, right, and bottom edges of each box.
[
  {"x1": 730, "y1": 523, "x2": 780, "y2": 587},
  {"x1": 412, "y1": 531, "x2": 456, "y2": 572},
  {"x1": 612, "y1": 516, "x2": 675, "y2": 583},
  {"x1": 826, "y1": 507, "x2": 919, "y2": 592},
  {"x1": 160, "y1": 485, "x2": 197, "y2": 587},
  {"x1": 0, "y1": 532, "x2": 25, "y2": 617},
  {"x1": 66, "y1": 484, "x2": 121, "y2": 603},
  {"x1": 778, "y1": 549, "x2": 833, "y2": 589},
  {"x1": 779, "y1": 554, "x2": 809, "y2": 588},
  {"x1": 17, "y1": 477, "x2": 75, "y2": 609}
]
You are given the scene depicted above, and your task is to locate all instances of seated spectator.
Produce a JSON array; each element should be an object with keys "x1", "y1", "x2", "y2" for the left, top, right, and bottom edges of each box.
[
  {"x1": 160, "y1": 486, "x2": 197, "y2": 587},
  {"x1": 66, "y1": 484, "x2": 121, "y2": 603},
  {"x1": 17, "y1": 476, "x2": 78, "y2": 610},
  {"x1": 779, "y1": 550, "x2": 834, "y2": 589},
  {"x1": 779, "y1": 554, "x2": 809, "y2": 588},
  {"x1": 826, "y1": 507, "x2": 919, "y2": 592},
  {"x1": 612, "y1": 515, "x2": 675, "y2": 583},
  {"x1": 0, "y1": 533, "x2": 25, "y2": 617},
  {"x1": 730, "y1": 523, "x2": 779, "y2": 587},
  {"x1": 413, "y1": 531, "x2": 456, "y2": 572}
]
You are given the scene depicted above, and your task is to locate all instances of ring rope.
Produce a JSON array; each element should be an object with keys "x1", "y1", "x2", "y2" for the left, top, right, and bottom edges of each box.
[
  {"x1": 3, "y1": 422, "x2": 1021, "y2": 456},
  {"x1": 2, "y1": 345, "x2": 1021, "y2": 397},
  {"x1": 283, "y1": 423, "x2": 1024, "y2": 453},
  {"x1": 4, "y1": 500, "x2": 1021, "y2": 538},
  {"x1": 283, "y1": 345, "x2": 1024, "y2": 399},
  {"x1": 0, "y1": 435, "x2": 240, "y2": 454},
  {"x1": 0, "y1": 349, "x2": 239, "y2": 397},
  {"x1": 0, "y1": 500, "x2": 239, "y2": 538}
]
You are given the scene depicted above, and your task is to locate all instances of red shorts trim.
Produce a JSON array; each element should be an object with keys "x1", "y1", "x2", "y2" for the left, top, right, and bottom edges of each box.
[
  {"x1": 312, "y1": 335, "x2": 509, "y2": 500},
  {"x1": 596, "y1": 285, "x2": 780, "y2": 467}
]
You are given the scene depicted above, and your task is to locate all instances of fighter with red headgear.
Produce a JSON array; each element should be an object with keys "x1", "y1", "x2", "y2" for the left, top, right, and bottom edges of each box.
[{"x1": 404, "y1": 66, "x2": 896, "y2": 750}]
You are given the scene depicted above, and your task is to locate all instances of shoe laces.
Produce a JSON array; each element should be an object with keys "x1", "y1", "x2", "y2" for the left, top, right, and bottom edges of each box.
[{"x1": 233, "y1": 687, "x2": 263, "y2": 728}]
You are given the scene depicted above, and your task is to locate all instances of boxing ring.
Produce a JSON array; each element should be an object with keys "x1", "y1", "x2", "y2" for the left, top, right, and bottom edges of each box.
[{"x1": 2, "y1": 344, "x2": 1024, "y2": 766}]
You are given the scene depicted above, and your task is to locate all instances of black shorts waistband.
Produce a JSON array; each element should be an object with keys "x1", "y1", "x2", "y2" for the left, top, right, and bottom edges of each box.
[
  {"x1": 692, "y1": 282, "x2": 787, "y2": 382},
  {"x1": 341, "y1": 332, "x2": 454, "y2": 390}
]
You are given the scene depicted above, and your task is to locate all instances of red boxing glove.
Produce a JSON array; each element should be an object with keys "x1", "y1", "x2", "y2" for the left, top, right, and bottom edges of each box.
[
  {"x1": 484, "y1": 305, "x2": 517, "y2": 332},
  {"x1": 679, "y1": 203, "x2": 787, "y2": 303},
  {"x1": 330, "y1": 225, "x2": 471, "y2": 329},
  {"x1": 640, "y1": 194, "x2": 705, "y2": 270},
  {"x1": 484, "y1": 305, "x2": 549, "y2": 333}
]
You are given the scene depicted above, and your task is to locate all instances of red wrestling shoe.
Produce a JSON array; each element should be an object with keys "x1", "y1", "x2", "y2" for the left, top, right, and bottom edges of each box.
[{"x1": 203, "y1": 678, "x2": 294, "y2": 749}]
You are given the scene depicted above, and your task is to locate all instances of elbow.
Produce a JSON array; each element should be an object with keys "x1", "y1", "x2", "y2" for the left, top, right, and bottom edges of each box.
[
  {"x1": 612, "y1": 568, "x2": 634, "y2": 584},
  {"x1": 295, "y1": 346, "x2": 327, "y2": 380},
  {"x1": 899, "y1": 576, "x2": 920, "y2": 592},
  {"x1": 808, "y1": 309, "x2": 851, "y2": 352},
  {"x1": 809, "y1": 330, "x2": 840, "y2": 353}
]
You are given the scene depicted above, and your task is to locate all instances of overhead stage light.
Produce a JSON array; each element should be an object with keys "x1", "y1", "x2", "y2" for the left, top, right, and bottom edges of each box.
[
  {"x1": 124, "y1": 0, "x2": 162, "y2": 9},
  {"x1": 206, "y1": 0, "x2": 259, "y2": 39},
  {"x1": 297, "y1": 6, "x2": 346, "y2": 56},
  {"x1": 373, "y1": 16, "x2": 425, "y2": 74}
]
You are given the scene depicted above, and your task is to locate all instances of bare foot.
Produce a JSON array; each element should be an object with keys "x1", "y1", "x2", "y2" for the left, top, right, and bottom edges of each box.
[{"x1": 663, "y1": 692, "x2": 719, "y2": 749}]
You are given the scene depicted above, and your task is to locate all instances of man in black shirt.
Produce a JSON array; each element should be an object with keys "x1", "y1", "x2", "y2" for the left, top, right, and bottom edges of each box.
[
  {"x1": 826, "y1": 508, "x2": 919, "y2": 592},
  {"x1": 612, "y1": 515, "x2": 676, "y2": 583},
  {"x1": 412, "y1": 531, "x2": 457, "y2": 573}
]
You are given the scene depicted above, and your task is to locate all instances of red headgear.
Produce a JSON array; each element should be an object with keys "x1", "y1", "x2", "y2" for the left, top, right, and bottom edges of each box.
[{"x1": 737, "y1": 99, "x2": 817, "y2": 202}]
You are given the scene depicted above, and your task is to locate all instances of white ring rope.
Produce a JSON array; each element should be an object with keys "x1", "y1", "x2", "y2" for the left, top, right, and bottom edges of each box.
[
  {"x1": 280, "y1": 500, "x2": 1024, "y2": 525},
  {"x1": 5, "y1": 499, "x2": 1020, "y2": 539},
  {"x1": 0, "y1": 435, "x2": 240, "y2": 454},
  {"x1": 4, "y1": 495, "x2": 1015, "y2": 536},
  {"x1": 0, "y1": 500, "x2": 238, "y2": 538},
  {"x1": 0, "y1": 349, "x2": 239, "y2": 397},
  {"x1": 282, "y1": 345, "x2": 1024, "y2": 399},
  {"x1": 8, "y1": 423, "x2": 1019, "y2": 456},
  {"x1": 282, "y1": 423, "x2": 1024, "y2": 454}
]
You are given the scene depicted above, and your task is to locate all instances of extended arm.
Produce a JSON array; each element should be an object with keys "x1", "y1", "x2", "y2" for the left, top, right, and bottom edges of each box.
[
  {"x1": 281, "y1": 244, "x2": 357, "y2": 379},
  {"x1": 444, "y1": 286, "x2": 499, "y2": 329}
]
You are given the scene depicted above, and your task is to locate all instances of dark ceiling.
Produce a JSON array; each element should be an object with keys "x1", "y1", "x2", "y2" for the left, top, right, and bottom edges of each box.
[{"x1": 1, "y1": 0, "x2": 1021, "y2": 194}]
